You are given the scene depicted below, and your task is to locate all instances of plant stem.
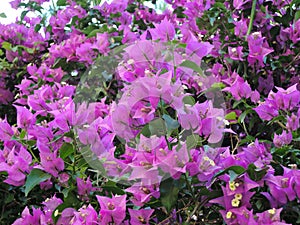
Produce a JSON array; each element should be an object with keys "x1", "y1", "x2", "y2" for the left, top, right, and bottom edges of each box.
[
  {"x1": 51, "y1": 0, "x2": 56, "y2": 12},
  {"x1": 275, "y1": 121, "x2": 287, "y2": 130},
  {"x1": 246, "y1": 0, "x2": 257, "y2": 37},
  {"x1": 28, "y1": 147, "x2": 39, "y2": 163},
  {"x1": 185, "y1": 201, "x2": 200, "y2": 223},
  {"x1": 185, "y1": 173, "x2": 195, "y2": 199}
]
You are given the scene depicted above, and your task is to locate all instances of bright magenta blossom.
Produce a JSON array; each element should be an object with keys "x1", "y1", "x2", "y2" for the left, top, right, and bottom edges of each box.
[{"x1": 97, "y1": 194, "x2": 127, "y2": 225}]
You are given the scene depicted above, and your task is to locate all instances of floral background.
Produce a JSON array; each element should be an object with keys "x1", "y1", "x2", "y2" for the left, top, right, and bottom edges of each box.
[{"x1": 0, "y1": 0, "x2": 299, "y2": 224}]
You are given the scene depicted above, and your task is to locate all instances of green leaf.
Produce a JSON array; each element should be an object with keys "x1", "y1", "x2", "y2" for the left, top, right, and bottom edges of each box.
[
  {"x1": 25, "y1": 169, "x2": 51, "y2": 196},
  {"x1": 140, "y1": 124, "x2": 151, "y2": 138},
  {"x1": 160, "y1": 177, "x2": 184, "y2": 213},
  {"x1": 247, "y1": 164, "x2": 268, "y2": 181},
  {"x1": 198, "y1": 187, "x2": 223, "y2": 199},
  {"x1": 179, "y1": 60, "x2": 204, "y2": 76},
  {"x1": 232, "y1": 100, "x2": 243, "y2": 109},
  {"x1": 52, "y1": 190, "x2": 80, "y2": 223},
  {"x1": 2, "y1": 42, "x2": 12, "y2": 51},
  {"x1": 291, "y1": 0, "x2": 300, "y2": 7},
  {"x1": 293, "y1": 136, "x2": 300, "y2": 142},
  {"x1": 19, "y1": 130, "x2": 27, "y2": 139},
  {"x1": 239, "y1": 135, "x2": 255, "y2": 145},
  {"x1": 149, "y1": 118, "x2": 167, "y2": 137},
  {"x1": 17, "y1": 46, "x2": 22, "y2": 55},
  {"x1": 214, "y1": 166, "x2": 246, "y2": 180},
  {"x1": 4, "y1": 193, "x2": 14, "y2": 204},
  {"x1": 225, "y1": 111, "x2": 237, "y2": 120},
  {"x1": 295, "y1": 10, "x2": 300, "y2": 21},
  {"x1": 57, "y1": 0, "x2": 66, "y2": 6},
  {"x1": 80, "y1": 146, "x2": 107, "y2": 176},
  {"x1": 228, "y1": 170, "x2": 239, "y2": 182},
  {"x1": 238, "y1": 109, "x2": 253, "y2": 123},
  {"x1": 87, "y1": 29, "x2": 103, "y2": 38},
  {"x1": 34, "y1": 24, "x2": 41, "y2": 32},
  {"x1": 102, "y1": 180, "x2": 125, "y2": 195},
  {"x1": 21, "y1": 10, "x2": 28, "y2": 21},
  {"x1": 183, "y1": 96, "x2": 195, "y2": 105},
  {"x1": 59, "y1": 143, "x2": 74, "y2": 159},
  {"x1": 0, "y1": 13, "x2": 7, "y2": 18},
  {"x1": 162, "y1": 114, "x2": 179, "y2": 132},
  {"x1": 61, "y1": 188, "x2": 71, "y2": 198},
  {"x1": 25, "y1": 47, "x2": 34, "y2": 54},
  {"x1": 52, "y1": 135, "x2": 64, "y2": 142},
  {"x1": 266, "y1": 115, "x2": 286, "y2": 125},
  {"x1": 64, "y1": 131, "x2": 74, "y2": 138},
  {"x1": 213, "y1": 2, "x2": 226, "y2": 10},
  {"x1": 186, "y1": 134, "x2": 202, "y2": 150},
  {"x1": 211, "y1": 82, "x2": 226, "y2": 89},
  {"x1": 81, "y1": 25, "x2": 102, "y2": 35}
]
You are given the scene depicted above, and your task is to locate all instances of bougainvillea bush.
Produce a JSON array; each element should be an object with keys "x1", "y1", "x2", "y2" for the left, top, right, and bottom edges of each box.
[{"x1": 0, "y1": 0, "x2": 299, "y2": 224}]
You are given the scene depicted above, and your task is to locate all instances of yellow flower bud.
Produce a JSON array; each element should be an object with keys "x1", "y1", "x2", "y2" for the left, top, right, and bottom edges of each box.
[
  {"x1": 268, "y1": 208, "x2": 276, "y2": 215},
  {"x1": 209, "y1": 159, "x2": 216, "y2": 166},
  {"x1": 229, "y1": 181, "x2": 236, "y2": 191},
  {"x1": 226, "y1": 211, "x2": 232, "y2": 219},
  {"x1": 203, "y1": 156, "x2": 210, "y2": 161},
  {"x1": 231, "y1": 198, "x2": 240, "y2": 207},
  {"x1": 234, "y1": 193, "x2": 242, "y2": 200}
]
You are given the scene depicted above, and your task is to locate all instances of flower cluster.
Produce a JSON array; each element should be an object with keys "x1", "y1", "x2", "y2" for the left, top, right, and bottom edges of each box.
[{"x1": 0, "y1": 0, "x2": 299, "y2": 224}]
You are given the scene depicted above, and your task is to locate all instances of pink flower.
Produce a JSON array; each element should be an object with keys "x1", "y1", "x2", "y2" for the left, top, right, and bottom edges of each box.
[
  {"x1": 254, "y1": 102, "x2": 279, "y2": 121},
  {"x1": 40, "y1": 179, "x2": 53, "y2": 190},
  {"x1": 72, "y1": 205, "x2": 99, "y2": 225},
  {"x1": 12, "y1": 207, "x2": 43, "y2": 225},
  {"x1": 27, "y1": 64, "x2": 65, "y2": 82},
  {"x1": 0, "y1": 146, "x2": 32, "y2": 186},
  {"x1": 76, "y1": 42, "x2": 95, "y2": 65},
  {"x1": 129, "y1": 208, "x2": 154, "y2": 225},
  {"x1": 286, "y1": 112, "x2": 300, "y2": 131},
  {"x1": 9, "y1": 0, "x2": 21, "y2": 9},
  {"x1": 37, "y1": 151, "x2": 64, "y2": 177},
  {"x1": 219, "y1": 206, "x2": 256, "y2": 225},
  {"x1": 258, "y1": 75, "x2": 274, "y2": 95},
  {"x1": 187, "y1": 147, "x2": 223, "y2": 183},
  {"x1": 234, "y1": 18, "x2": 248, "y2": 37},
  {"x1": 132, "y1": 102, "x2": 156, "y2": 124},
  {"x1": 241, "y1": 140, "x2": 272, "y2": 168},
  {"x1": 40, "y1": 196, "x2": 63, "y2": 224},
  {"x1": 273, "y1": 131, "x2": 293, "y2": 148},
  {"x1": 264, "y1": 168, "x2": 296, "y2": 207},
  {"x1": 178, "y1": 104, "x2": 201, "y2": 130},
  {"x1": 269, "y1": 84, "x2": 300, "y2": 111},
  {"x1": 0, "y1": 86, "x2": 13, "y2": 104},
  {"x1": 126, "y1": 184, "x2": 160, "y2": 206},
  {"x1": 150, "y1": 18, "x2": 176, "y2": 41},
  {"x1": 256, "y1": 208, "x2": 289, "y2": 225},
  {"x1": 77, "y1": 177, "x2": 96, "y2": 199},
  {"x1": 97, "y1": 194, "x2": 127, "y2": 225},
  {"x1": 233, "y1": 0, "x2": 251, "y2": 9},
  {"x1": 223, "y1": 75, "x2": 252, "y2": 100},
  {"x1": 228, "y1": 46, "x2": 244, "y2": 61},
  {"x1": 57, "y1": 208, "x2": 77, "y2": 225},
  {"x1": 159, "y1": 144, "x2": 190, "y2": 179},
  {"x1": 15, "y1": 106, "x2": 36, "y2": 130},
  {"x1": 50, "y1": 100, "x2": 78, "y2": 132},
  {"x1": 186, "y1": 41, "x2": 214, "y2": 59},
  {"x1": 0, "y1": 118, "x2": 14, "y2": 141},
  {"x1": 247, "y1": 32, "x2": 273, "y2": 66},
  {"x1": 92, "y1": 33, "x2": 110, "y2": 54},
  {"x1": 251, "y1": 90, "x2": 260, "y2": 103},
  {"x1": 289, "y1": 19, "x2": 300, "y2": 44},
  {"x1": 195, "y1": 101, "x2": 227, "y2": 143}
]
